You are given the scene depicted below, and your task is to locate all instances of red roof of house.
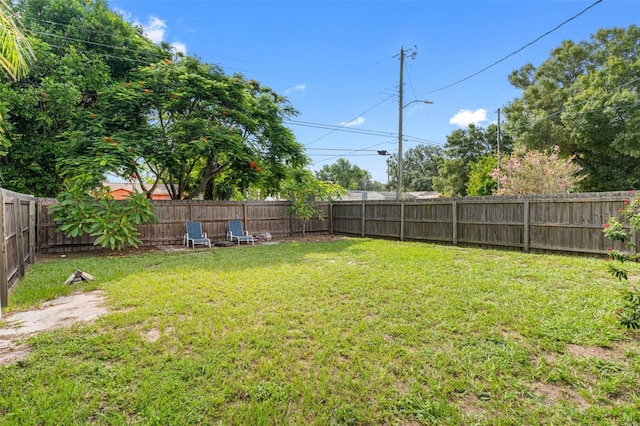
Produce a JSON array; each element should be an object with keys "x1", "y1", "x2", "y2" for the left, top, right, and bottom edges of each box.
[{"x1": 105, "y1": 182, "x2": 172, "y2": 200}]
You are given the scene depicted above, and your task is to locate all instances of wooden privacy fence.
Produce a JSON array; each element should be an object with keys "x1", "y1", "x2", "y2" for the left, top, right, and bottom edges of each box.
[
  {"x1": 0, "y1": 189, "x2": 37, "y2": 308},
  {"x1": 38, "y1": 200, "x2": 331, "y2": 253},
  {"x1": 332, "y1": 191, "x2": 634, "y2": 255},
  {"x1": 38, "y1": 191, "x2": 634, "y2": 256},
  {"x1": 1, "y1": 190, "x2": 634, "y2": 308}
]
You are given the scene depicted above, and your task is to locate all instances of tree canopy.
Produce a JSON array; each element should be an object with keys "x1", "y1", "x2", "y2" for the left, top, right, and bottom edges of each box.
[
  {"x1": 504, "y1": 25, "x2": 640, "y2": 192},
  {"x1": 0, "y1": 0, "x2": 307, "y2": 199},
  {"x1": 432, "y1": 124, "x2": 511, "y2": 196},
  {"x1": 62, "y1": 56, "x2": 306, "y2": 200},
  {"x1": 466, "y1": 156, "x2": 498, "y2": 196},
  {"x1": 386, "y1": 144, "x2": 443, "y2": 192},
  {"x1": 315, "y1": 158, "x2": 373, "y2": 190}
]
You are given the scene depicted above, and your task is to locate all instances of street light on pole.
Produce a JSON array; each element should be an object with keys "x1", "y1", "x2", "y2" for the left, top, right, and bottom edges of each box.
[
  {"x1": 397, "y1": 97, "x2": 433, "y2": 200},
  {"x1": 396, "y1": 46, "x2": 433, "y2": 201}
]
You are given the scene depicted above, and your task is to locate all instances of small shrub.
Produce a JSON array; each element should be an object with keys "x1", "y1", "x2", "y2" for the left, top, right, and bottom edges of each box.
[
  {"x1": 602, "y1": 192, "x2": 640, "y2": 330},
  {"x1": 49, "y1": 186, "x2": 157, "y2": 250}
]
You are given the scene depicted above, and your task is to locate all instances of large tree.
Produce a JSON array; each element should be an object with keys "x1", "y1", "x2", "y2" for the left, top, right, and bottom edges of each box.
[
  {"x1": 504, "y1": 25, "x2": 640, "y2": 191},
  {"x1": 433, "y1": 124, "x2": 511, "y2": 196},
  {"x1": 386, "y1": 144, "x2": 443, "y2": 192},
  {"x1": 315, "y1": 158, "x2": 372, "y2": 190},
  {"x1": 0, "y1": 0, "x2": 163, "y2": 196},
  {"x1": 61, "y1": 56, "x2": 307, "y2": 200}
]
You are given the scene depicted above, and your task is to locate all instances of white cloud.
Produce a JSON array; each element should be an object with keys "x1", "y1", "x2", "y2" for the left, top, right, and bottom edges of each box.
[
  {"x1": 113, "y1": 8, "x2": 131, "y2": 20},
  {"x1": 141, "y1": 16, "x2": 167, "y2": 44},
  {"x1": 127, "y1": 15, "x2": 188, "y2": 56},
  {"x1": 171, "y1": 42, "x2": 187, "y2": 55},
  {"x1": 340, "y1": 116, "x2": 366, "y2": 127},
  {"x1": 449, "y1": 109, "x2": 488, "y2": 127},
  {"x1": 285, "y1": 83, "x2": 307, "y2": 94}
]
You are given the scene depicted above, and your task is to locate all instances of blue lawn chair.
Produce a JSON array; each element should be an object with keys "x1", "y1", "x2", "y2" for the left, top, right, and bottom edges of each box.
[
  {"x1": 227, "y1": 220, "x2": 255, "y2": 245},
  {"x1": 184, "y1": 221, "x2": 211, "y2": 249}
]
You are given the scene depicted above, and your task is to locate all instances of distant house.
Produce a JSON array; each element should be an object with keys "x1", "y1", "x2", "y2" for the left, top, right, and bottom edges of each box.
[
  {"x1": 406, "y1": 191, "x2": 439, "y2": 200},
  {"x1": 343, "y1": 190, "x2": 439, "y2": 201},
  {"x1": 105, "y1": 182, "x2": 172, "y2": 200}
]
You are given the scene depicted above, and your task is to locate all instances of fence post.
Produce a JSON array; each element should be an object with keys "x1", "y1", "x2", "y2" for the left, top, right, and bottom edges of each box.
[
  {"x1": 361, "y1": 198, "x2": 366, "y2": 238},
  {"x1": 14, "y1": 199, "x2": 25, "y2": 278},
  {"x1": 0, "y1": 191, "x2": 6, "y2": 309},
  {"x1": 400, "y1": 201, "x2": 405, "y2": 241},
  {"x1": 452, "y1": 201, "x2": 458, "y2": 246},
  {"x1": 523, "y1": 199, "x2": 530, "y2": 253},
  {"x1": 29, "y1": 200, "x2": 36, "y2": 265},
  {"x1": 329, "y1": 203, "x2": 334, "y2": 235},
  {"x1": 289, "y1": 202, "x2": 294, "y2": 237},
  {"x1": 243, "y1": 203, "x2": 248, "y2": 231}
]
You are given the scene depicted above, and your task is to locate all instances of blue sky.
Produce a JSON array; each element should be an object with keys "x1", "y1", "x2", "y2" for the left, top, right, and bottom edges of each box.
[{"x1": 109, "y1": 0, "x2": 639, "y2": 184}]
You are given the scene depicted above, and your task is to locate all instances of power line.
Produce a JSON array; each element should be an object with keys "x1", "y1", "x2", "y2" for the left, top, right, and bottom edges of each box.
[
  {"x1": 42, "y1": 43, "x2": 159, "y2": 67},
  {"x1": 33, "y1": 30, "x2": 158, "y2": 57},
  {"x1": 302, "y1": 94, "x2": 395, "y2": 147},
  {"x1": 310, "y1": 141, "x2": 395, "y2": 166},
  {"x1": 287, "y1": 120, "x2": 397, "y2": 138},
  {"x1": 508, "y1": 75, "x2": 640, "y2": 133},
  {"x1": 286, "y1": 120, "x2": 445, "y2": 146},
  {"x1": 425, "y1": 0, "x2": 604, "y2": 94},
  {"x1": 307, "y1": 148, "x2": 386, "y2": 152}
]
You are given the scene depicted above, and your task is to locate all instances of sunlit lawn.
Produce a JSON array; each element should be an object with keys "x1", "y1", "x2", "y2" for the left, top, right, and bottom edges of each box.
[{"x1": 1, "y1": 238, "x2": 639, "y2": 425}]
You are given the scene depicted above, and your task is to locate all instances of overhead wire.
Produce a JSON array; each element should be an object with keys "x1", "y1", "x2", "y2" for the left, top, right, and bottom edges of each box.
[
  {"x1": 25, "y1": 5, "x2": 623, "y2": 172},
  {"x1": 424, "y1": 0, "x2": 604, "y2": 94},
  {"x1": 311, "y1": 140, "x2": 396, "y2": 166},
  {"x1": 507, "y1": 75, "x2": 640, "y2": 133},
  {"x1": 286, "y1": 120, "x2": 444, "y2": 146},
  {"x1": 32, "y1": 20, "x2": 393, "y2": 101},
  {"x1": 302, "y1": 94, "x2": 395, "y2": 147}
]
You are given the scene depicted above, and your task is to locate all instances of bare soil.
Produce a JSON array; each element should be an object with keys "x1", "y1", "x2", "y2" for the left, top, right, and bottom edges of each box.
[{"x1": 0, "y1": 291, "x2": 108, "y2": 365}]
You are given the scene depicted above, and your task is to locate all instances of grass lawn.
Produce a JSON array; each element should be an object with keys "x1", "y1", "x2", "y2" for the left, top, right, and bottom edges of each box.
[{"x1": 1, "y1": 238, "x2": 639, "y2": 425}]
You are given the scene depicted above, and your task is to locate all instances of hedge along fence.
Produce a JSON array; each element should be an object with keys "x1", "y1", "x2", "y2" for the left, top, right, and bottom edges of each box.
[
  {"x1": 0, "y1": 189, "x2": 37, "y2": 309},
  {"x1": 38, "y1": 200, "x2": 331, "y2": 253},
  {"x1": 331, "y1": 191, "x2": 635, "y2": 256}
]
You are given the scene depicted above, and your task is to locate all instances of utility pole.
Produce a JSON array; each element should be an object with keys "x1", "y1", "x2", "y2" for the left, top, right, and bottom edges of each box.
[
  {"x1": 496, "y1": 108, "x2": 501, "y2": 192},
  {"x1": 397, "y1": 47, "x2": 405, "y2": 201}
]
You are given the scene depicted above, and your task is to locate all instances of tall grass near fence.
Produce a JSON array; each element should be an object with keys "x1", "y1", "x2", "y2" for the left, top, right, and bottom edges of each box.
[{"x1": 2, "y1": 239, "x2": 639, "y2": 424}]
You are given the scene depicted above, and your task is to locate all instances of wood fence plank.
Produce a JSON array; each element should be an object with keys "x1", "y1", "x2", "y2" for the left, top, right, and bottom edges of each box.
[
  {"x1": 0, "y1": 191, "x2": 6, "y2": 308},
  {"x1": 29, "y1": 200, "x2": 36, "y2": 264},
  {"x1": 14, "y1": 199, "x2": 24, "y2": 278}
]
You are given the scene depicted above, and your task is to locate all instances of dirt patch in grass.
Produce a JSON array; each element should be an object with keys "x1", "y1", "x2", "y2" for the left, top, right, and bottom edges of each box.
[
  {"x1": 566, "y1": 343, "x2": 619, "y2": 360},
  {"x1": 531, "y1": 381, "x2": 590, "y2": 409},
  {"x1": 0, "y1": 291, "x2": 108, "y2": 365},
  {"x1": 565, "y1": 340, "x2": 640, "y2": 366}
]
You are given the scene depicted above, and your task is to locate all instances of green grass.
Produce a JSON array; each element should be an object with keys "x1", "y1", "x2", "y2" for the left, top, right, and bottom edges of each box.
[{"x1": 2, "y1": 238, "x2": 639, "y2": 425}]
